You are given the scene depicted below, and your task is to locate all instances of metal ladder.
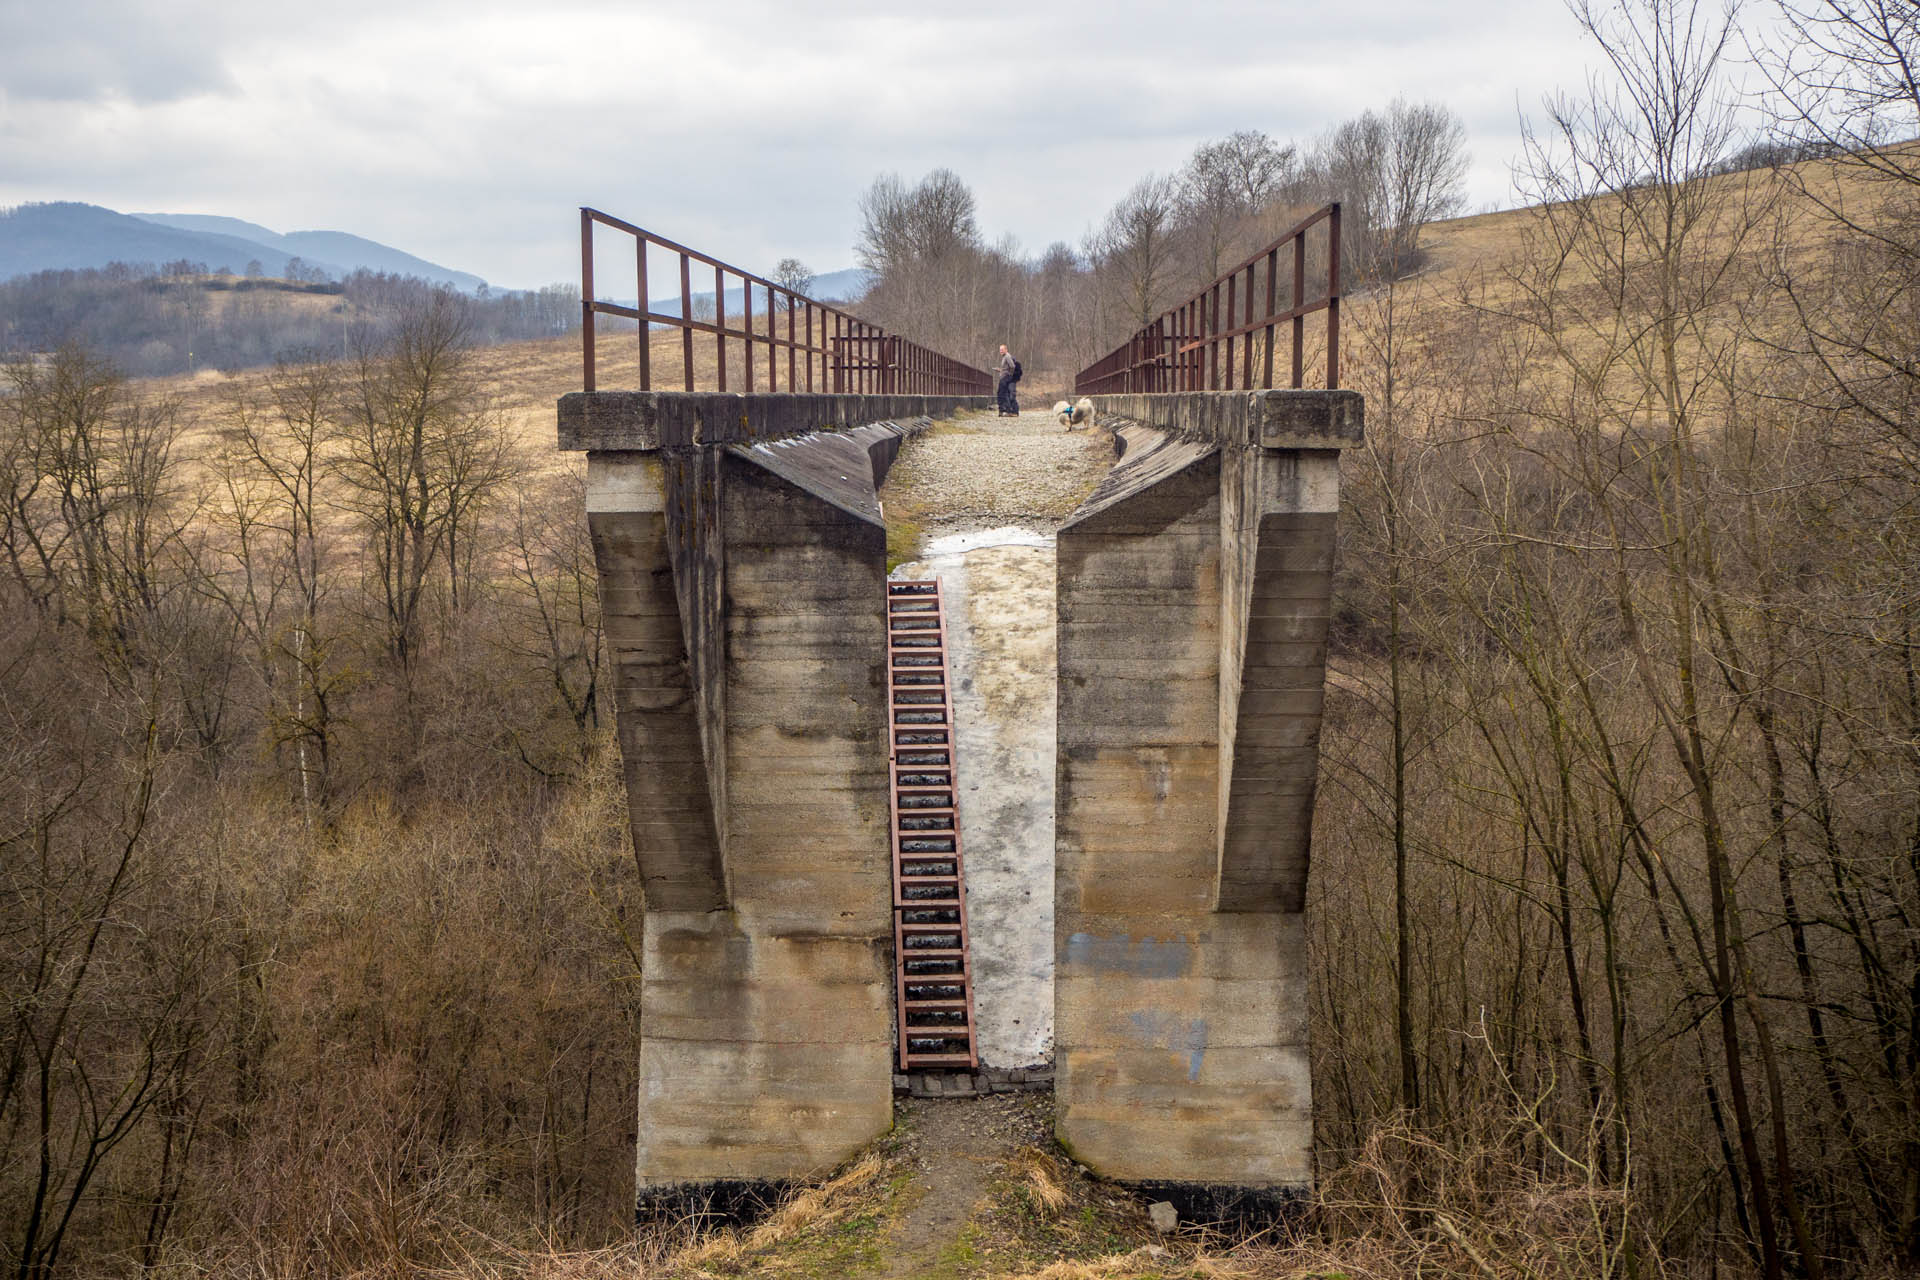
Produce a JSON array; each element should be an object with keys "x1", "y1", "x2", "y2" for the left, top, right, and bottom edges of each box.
[{"x1": 886, "y1": 579, "x2": 980, "y2": 1071}]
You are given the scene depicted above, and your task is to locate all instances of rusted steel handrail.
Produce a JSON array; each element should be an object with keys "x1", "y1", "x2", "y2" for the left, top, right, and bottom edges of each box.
[
  {"x1": 1074, "y1": 203, "x2": 1341, "y2": 396},
  {"x1": 579, "y1": 209, "x2": 993, "y2": 396}
]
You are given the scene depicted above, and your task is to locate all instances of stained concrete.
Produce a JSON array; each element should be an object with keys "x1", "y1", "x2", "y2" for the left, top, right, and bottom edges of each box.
[
  {"x1": 1051, "y1": 390, "x2": 1362, "y2": 1195},
  {"x1": 573, "y1": 398, "x2": 966, "y2": 1205},
  {"x1": 567, "y1": 387, "x2": 1363, "y2": 1211},
  {"x1": 558, "y1": 391, "x2": 992, "y2": 451}
]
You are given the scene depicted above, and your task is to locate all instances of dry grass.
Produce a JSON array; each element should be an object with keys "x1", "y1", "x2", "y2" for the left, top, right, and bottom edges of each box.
[
  {"x1": 1409, "y1": 150, "x2": 1896, "y2": 300},
  {"x1": 1014, "y1": 1149, "x2": 1071, "y2": 1219}
]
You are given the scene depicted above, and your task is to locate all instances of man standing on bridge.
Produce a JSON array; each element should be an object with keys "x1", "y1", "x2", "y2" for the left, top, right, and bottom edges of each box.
[{"x1": 995, "y1": 344, "x2": 1020, "y2": 417}]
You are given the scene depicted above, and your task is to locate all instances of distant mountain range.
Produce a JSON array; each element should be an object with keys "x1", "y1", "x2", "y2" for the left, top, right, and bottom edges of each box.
[
  {"x1": 632, "y1": 266, "x2": 872, "y2": 320},
  {"x1": 0, "y1": 202, "x2": 486, "y2": 292},
  {"x1": 1, "y1": 200, "x2": 873, "y2": 309}
]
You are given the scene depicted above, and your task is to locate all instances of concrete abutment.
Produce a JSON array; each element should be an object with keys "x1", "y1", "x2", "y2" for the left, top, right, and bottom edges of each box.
[{"x1": 558, "y1": 388, "x2": 1362, "y2": 1221}]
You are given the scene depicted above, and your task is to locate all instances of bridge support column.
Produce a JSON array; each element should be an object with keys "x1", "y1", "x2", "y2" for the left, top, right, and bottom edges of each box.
[
  {"x1": 1054, "y1": 390, "x2": 1362, "y2": 1218},
  {"x1": 563, "y1": 393, "x2": 985, "y2": 1219}
]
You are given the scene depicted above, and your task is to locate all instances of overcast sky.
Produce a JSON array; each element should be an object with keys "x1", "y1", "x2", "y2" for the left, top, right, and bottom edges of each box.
[{"x1": 0, "y1": 0, "x2": 1741, "y2": 291}]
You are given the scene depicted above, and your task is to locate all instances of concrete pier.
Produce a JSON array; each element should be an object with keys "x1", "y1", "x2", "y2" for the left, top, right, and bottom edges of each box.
[
  {"x1": 1053, "y1": 390, "x2": 1362, "y2": 1213},
  {"x1": 563, "y1": 392, "x2": 988, "y2": 1214}
]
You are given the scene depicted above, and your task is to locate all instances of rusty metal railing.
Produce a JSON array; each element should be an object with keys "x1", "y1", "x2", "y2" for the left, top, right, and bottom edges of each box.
[
  {"x1": 579, "y1": 209, "x2": 993, "y2": 396},
  {"x1": 1075, "y1": 203, "x2": 1341, "y2": 396}
]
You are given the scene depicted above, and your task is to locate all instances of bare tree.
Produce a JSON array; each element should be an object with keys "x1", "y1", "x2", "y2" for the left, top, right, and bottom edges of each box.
[
  {"x1": 0, "y1": 346, "x2": 193, "y2": 662},
  {"x1": 1180, "y1": 130, "x2": 1297, "y2": 281},
  {"x1": 498, "y1": 472, "x2": 604, "y2": 774},
  {"x1": 1090, "y1": 175, "x2": 1183, "y2": 328},
  {"x1": 1755, "y1": 0, "x2": 1919, "y2": 183},
  {"x1": 213, "y1": 355, "x2": 349, "y2": 825},
  {"x1": 855, "y1": 170, "x2": 1018, "y2": 364},
  {"x1": 1504, "y1": 2, "x2": 1824, "y2": 1273},
  {"x1": 772, "y1": 257, "x2": 815, "y2": 299},
  {"x1": 856, "y1": 168, "x2": 981, "y2": 277},
  {"x1": 0, "y1": 632, "x2": 215, "y2": 1280},
  {"x1": 1318, "y1": 99, "x2": 1469, "y2": 278},
  {"x1": 332, "y1": 292, "x2": 515, "y2": 680}
]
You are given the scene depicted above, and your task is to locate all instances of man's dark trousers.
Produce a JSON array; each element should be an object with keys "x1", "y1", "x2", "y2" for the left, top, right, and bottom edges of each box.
[{"x1": 996, "y1": 374, "x2": 1018, "y2": 415}]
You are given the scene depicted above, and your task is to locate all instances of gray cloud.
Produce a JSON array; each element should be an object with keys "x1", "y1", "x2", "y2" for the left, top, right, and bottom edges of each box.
[
  {"x1": 0, "y1": 0, "x2": 241, "y2": 102},
  {"x1": 0, "y1": 0, "x2": 1664, "y2": 289}
]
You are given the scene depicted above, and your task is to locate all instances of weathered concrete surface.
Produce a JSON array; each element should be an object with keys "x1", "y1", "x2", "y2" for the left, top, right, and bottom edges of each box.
[
  {"x1": 575, "y1": 395, "x2": 973, "y2": 1205},
  {"x1": 879, "y1": 411, "x2": 1112, "y2": 1071},
  {"x1": 1086, "y1": 389, "x2": 1363, "y2": 451},
  {"x1": 1053, "y1": 389, "x2": 1361, "y2": 1196},
  {"x1": 1218, "y1": 447, "x2": 1341, "y2": 913},
  {"x1": 573, "y1": 385, "x2": 1362, "y2": 1209},
  {"x1": 558, "y1": 391, "x2": 992, "y2": 451},
  {"x1": 588, "y1": 454, "x2": 723, "y2": 911}
]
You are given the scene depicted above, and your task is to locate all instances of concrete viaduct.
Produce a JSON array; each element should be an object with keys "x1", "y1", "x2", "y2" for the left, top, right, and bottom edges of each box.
[{"x1": 555, "y1": 382, "x2": 1363, "y2": 1219}]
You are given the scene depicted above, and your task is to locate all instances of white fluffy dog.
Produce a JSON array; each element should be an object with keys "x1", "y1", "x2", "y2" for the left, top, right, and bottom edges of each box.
[{"x1": 1054, "y1": 397, "x2": 1096, "y2": 430}]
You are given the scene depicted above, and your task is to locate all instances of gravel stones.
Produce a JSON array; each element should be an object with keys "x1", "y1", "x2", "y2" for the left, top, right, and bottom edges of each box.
[{"x1": 881, "y1": 408, "x2": 1112, "y2": 532}]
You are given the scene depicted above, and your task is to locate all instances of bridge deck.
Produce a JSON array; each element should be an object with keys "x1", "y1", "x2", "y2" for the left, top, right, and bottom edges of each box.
[{"x1": 876, "y1": 406, "x2": 1111, "y2": 535}]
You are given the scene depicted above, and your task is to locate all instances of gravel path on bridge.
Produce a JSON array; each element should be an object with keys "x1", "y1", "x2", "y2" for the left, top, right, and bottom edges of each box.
[{"x1": 881, "y1": 407, "x2": 1112, "y2": 533}]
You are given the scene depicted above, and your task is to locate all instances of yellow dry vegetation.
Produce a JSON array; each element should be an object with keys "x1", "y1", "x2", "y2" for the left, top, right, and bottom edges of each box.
[{"x1": 1340, "y1": 153, "x2": 1899, "y2": 401}]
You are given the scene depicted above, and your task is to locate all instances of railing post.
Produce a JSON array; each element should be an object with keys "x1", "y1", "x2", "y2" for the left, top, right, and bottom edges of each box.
[
  {"x1": 636, "y1": 234, "x2": 650, "y2": 390},
  {"x1": 1263, "y1": 247, "x2": 1278, "y2": 389},
  {"x1": 580, "y1": 209, "x2": 596, "y2": 393},
  {"x1": 1292, "y1": 228, "x2": 1306, "y2": 389},
  {"x1": 1327, "y1": 202, "x2": 1342, "y2": 390},
  {"x1": 714, "y1": 264, "x2": 727, "y2": 392},
  {"x1": 1224, "y1": 273, "x2": 1236, "y2": 391},
  {"x1": 679, "y1": 253, "x2": 694, "y2": 392},
  {"x1": 1241, "y1": 264, "x2": 1255, "y2": 388}
]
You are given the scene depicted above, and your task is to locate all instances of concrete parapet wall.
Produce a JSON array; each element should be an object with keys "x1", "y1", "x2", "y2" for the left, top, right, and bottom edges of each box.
[
  {"x1": 558, "y1": 390, "x2": 992, "y2": 451},
  {"x1": 1086, "y1": 389, "x2": 1363, "y2": 452},
  {"x1": 1055, "y1": 389, "x2": 1362, "y2": 1198}
]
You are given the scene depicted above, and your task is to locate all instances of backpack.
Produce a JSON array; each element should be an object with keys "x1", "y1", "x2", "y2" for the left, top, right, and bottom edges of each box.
[{"x1": 1011, "y1": 358, "x2": 1023, "y2": 382}]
